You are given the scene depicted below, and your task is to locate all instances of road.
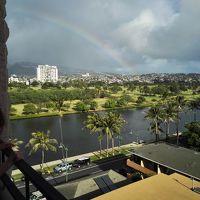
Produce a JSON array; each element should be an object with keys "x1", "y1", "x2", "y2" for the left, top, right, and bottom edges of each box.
[{"x1": 16, "y1": 154, "x2": 129, "y2": 195}]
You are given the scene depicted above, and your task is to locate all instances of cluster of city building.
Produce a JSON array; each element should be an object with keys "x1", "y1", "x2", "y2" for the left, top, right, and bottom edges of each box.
[
  {"x1": 9, "y1": 65, "x2": 58, "y2": 84},
  {"x1": 8, "y1": 64, "x2": 200, "y2": 85}
]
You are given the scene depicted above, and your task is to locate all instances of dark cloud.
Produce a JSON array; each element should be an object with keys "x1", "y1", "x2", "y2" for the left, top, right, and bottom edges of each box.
[{"x1": 6, "y1": 0, "x2": 200, "y2": 74}]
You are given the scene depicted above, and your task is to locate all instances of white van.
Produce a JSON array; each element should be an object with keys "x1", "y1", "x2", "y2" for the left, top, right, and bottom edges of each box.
[{"x1": 30, "y1": 191, "x2": 46, "y2": 200}]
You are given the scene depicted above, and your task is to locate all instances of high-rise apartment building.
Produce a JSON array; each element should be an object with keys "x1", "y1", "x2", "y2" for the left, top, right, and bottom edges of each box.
[{"x1": 37, "y1": 65, "x2": 58, "y2": 82}]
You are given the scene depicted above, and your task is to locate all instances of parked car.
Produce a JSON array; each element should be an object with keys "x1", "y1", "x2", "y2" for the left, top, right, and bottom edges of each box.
[
  {"x1": 30, "y1": 191, "x2": 45, "y2": 200},
  {"x1": 73, "y1": 157, "x2": 90, "y2": 168},
  {"x1": 53, "y1": 162, "x2": 72, "y2": 173},
  {"x1": 139, "y1": 140, "x2": 145, "y2": 144}
]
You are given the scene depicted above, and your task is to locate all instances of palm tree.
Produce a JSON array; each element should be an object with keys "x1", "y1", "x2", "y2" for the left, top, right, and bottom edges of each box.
[
  {"x1": 101, "y1": 118, "x2": 110, "y2": 157},
  {"x1": 84, "y1": 113, "x2": 104, "y2": 158},
  {"x1": 174, "y1": 96, "x2": 185, "y2": 145},
  {"x1": 145, "y1": 106, "x2": 163, "y2": 142},
  {"x1": 26, "y1": 131, "x2": 58, "y2": 171},
  {"x1": 162, "y1": 102, "x2": 176, "y2": 141},
  {"x1": 8, "y1": 138, "x2": 23, "y2": 150},
  {"x1": 188, "y1": 98, "x2": 200, "y2": 121},
  {"x1": 148, "y1": 121, "x2": 163, "y2": 141},
  {"x1": 102, "y1": 112, "x2": 125, "y2": 156}
]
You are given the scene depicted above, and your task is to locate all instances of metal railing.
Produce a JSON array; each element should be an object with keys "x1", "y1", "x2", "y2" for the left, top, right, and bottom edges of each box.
[{"x1": 0, "y1": 140, "x2": 68, "y2": 200}]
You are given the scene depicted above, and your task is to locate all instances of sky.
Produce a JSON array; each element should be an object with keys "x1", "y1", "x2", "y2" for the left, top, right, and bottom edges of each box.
[{"x1": 6, "y1": 0, "x2": 200, "y2": 74}]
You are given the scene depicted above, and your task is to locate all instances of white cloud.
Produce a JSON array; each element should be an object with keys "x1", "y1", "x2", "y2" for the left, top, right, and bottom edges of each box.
[
  {"x1": 113, "y1": 1, "x2": 178, "y2": 54},
  {"x1": 6, "y1": 0, "x2": 200, "y2": 73},
  {"x1": 114, "y1": 9, "x2": 163, "y2": 52}
]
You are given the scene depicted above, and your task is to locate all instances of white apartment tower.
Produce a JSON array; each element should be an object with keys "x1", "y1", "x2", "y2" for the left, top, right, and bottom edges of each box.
[{"x1": 37, "y1": 65, "x2": 58, "y2": 82}]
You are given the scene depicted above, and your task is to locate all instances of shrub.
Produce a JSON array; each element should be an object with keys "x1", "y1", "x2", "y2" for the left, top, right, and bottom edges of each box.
[
  {"x1": 23, "y1": 103, "x2": 37, "y2": 114},
  {"x1": 136, "y1": 96, "x2": 145, "y2": 104}
]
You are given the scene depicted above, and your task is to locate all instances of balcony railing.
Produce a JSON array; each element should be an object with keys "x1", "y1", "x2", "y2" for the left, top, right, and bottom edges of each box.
[{"x1": 0, "y1": 140, "x2": 68, "y2": 200}]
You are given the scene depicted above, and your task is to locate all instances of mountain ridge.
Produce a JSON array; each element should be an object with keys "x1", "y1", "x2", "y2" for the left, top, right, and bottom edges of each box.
[{"x1": 7, "y1": 62, "x2": 96, "y2": 76}]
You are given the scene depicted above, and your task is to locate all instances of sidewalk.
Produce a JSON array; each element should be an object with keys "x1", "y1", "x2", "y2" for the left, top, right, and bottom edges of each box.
[{"x1": 11, "y1": 142, "x2": 142, "y2": 176}]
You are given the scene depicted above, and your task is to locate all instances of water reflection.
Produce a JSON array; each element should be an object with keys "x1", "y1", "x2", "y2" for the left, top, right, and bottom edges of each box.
[{"x1": 10, "y1": 108, "x2": 200, "y2": 165}]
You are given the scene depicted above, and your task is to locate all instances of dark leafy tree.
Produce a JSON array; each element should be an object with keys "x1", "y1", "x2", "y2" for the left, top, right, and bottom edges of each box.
[
  {"x1": 116, "y1": 98, "x2": 127, "y2": 107},
  {"x1": 169, "y1": 84, "x2": 180, "y2": 94},
  {"x1": 74, "y1": 101, "x2": 90, "y2": 112},
  {"x1": 183, "y1": 122, "x2": 200, "y2": 150},
  {"x1": 104, "y1": 98, "x2": 116, "y2": 109},
  {"x1": 49, "y1": 90, "x2": 67, "y2": 112},
  {"x1": 136, "y1": 96, "x2": 145, "y2": 104},
  {"x1": 141, "y1": 85, "x2": 151, "y2": 95},
  {"x1": 9, "y1": 106, "x2": 17, "y2": 116},
  {"x1": 151, "y1": 85, "x2": 168, "y2": 96},
  {"x1": 9, "y1": 88, "x2": 49, "y2": 104},
  {"x1": 23, "y1": 103, "x2": 37, "y2": 115},
  {"x1": 41, "y1": 82, "x2": 57, "y2": 89},
  {"x1": 109, "y1": 85, "x2": 122, "y2": 93},
  {"x1": 30, "y1": 81, "x2": 40, "y2": 87},
  {"x1": 188, "y1": 98, "x2": 200, "y2": 121},
  {"x1": 62, "y1": 82, "x2": 70, "y2": 89},
  {"x1": 89, "y1": 101, "x2": 98, "y2": 110},
  {"x1": 99, "y1": 90, "x2": 110, "y2": 98},
  {"x1": 127, "y1": 84, "x2": 136, "y2": 92},
  {"x1": 45, "y1": 102, "x2": 55, "y2": 109},
  {"x1": 120, "y1": 94, "x2": 133, "y2": 103}
]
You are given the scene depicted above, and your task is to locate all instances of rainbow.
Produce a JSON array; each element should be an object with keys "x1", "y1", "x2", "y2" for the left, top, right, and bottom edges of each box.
[{"x1": 22, "y1": 9, "x2": 135, "y2": 70}]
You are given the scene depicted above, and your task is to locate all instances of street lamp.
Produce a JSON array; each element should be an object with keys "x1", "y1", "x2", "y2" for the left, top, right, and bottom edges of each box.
[
  {"x1": 59, "y1": 143, "x2": 68, "y2": 183},
  {"x1": 117, "y1": 135, "x2": 123, "y2": 152},
  {"x1": 59, "y1": 113, "x2": 64, "y2": 159}
]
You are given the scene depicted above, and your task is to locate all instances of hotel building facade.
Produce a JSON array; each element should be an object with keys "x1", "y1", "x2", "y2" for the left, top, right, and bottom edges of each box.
[{"x1": 37, "y1": 64, "x2": 58, "y2": 82}]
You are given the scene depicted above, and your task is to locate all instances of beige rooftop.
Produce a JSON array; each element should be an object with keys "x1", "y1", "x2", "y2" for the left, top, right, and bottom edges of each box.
[{"x1": 93, "y1": 173, "x2": 200, "y2": 200}]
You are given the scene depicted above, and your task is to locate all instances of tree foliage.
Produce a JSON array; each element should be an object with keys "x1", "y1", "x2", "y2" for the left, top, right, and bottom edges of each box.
[
  {"x1": 136, "y1": 96, "x2": 145, "y2": 104},
  {"x1": 184, "y1": 122, "x2": 200, "y2": 150},
  {"x1": 187, "y1": 98, "x2": 200, "y2": 121},
  {"x1": 74, "y1": 101, "x2": 90, "y2": 112},
  {"x1": 23, "y1": 103, "x2": 37, "y2": 114},
  {"x1": 26, "y1": 131, "x2": 58, "y2": 170},
  {"x1": 85, "y1": 113, "x2": 103, "y2": 157},
  {"x1": 145, "y1": 106, "x2": 163, "y2": 141},
  {"x1": 84, "y1": 112, "x2": 126, "y2": 156},
  {"x1": 104, "y1": 98, "x2": 117, "y2": 109},
  {"x1": 161, "y1": 102, "x2": 176, "y2": 140},
  {"x1": 10, "y1": 106, "x2": 17, "y2": 116}
]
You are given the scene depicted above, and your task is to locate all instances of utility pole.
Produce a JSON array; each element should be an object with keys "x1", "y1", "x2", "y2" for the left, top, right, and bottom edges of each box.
[{"x1": 59, "y1": 143, "x2": 68, "y2": 183}]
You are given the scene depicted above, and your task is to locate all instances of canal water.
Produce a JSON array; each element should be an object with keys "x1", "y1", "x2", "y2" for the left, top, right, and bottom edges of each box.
[{"x1": 9, "y1": 108, "x2": 198, "y2": 165}]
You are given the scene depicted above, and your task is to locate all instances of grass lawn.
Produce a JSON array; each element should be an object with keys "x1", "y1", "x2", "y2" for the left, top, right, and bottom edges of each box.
[
  {"x1": 90, "y1": 148, "x2": 130, "y2": 161},
  {"x1": 10, "y1": 88, "x2": 200, "y2": 120},
  {"x1": 94, "y1": 98, "x2": 108, "y2": 109},
  {"x1": 11, "y1": 164, "x2": 57, "y2": 182},
  {"x1": 12, "y1": 104, "x2": 26, "y2": 115}
]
